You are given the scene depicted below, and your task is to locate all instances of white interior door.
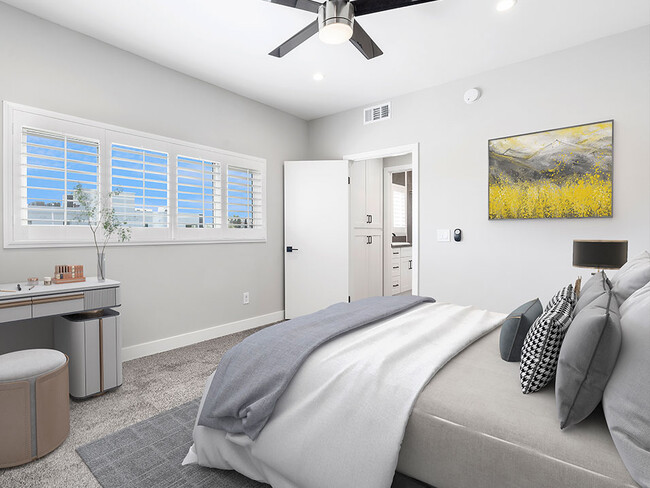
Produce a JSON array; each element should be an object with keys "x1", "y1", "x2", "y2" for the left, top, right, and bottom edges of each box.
[{"x1": 284, "y1": 160, "x2": 349, "y2": 319}]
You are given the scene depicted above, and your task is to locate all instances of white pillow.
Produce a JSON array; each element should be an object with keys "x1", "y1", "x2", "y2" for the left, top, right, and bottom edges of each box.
[
  {"x1": 610, "y1": 251, "x2": 650, "y2": 306},
  {"x1": 602, "y1": 280, "x2": 650, "y2": 487},
  {"x1": 620, "y1": 279, "x2": 650, "y2": 317}
]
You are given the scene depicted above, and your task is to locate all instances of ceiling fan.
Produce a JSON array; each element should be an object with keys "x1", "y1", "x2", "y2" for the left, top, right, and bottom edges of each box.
[{"x1": 265, "y1": 0, "x2": 438, "y2": 60}]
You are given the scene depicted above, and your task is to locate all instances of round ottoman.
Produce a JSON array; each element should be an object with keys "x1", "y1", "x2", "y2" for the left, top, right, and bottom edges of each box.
[{"x1": 0, "y1": 349, "x2": 70, "y2": 468}]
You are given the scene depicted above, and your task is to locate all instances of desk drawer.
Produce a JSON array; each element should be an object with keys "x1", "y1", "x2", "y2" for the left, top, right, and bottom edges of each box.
[
  {"x1": 0, "y1": 299, "x2": 32, "y2": 323},
  {"x1": 32, "y1": 293, "x2": 85, "y2": 318},
  {"x1": 84, "y1": 288, "x2": 117, "y2": 310}
]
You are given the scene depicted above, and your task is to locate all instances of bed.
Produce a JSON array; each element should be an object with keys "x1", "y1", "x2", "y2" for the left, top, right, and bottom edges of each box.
[
  {"x1": 397, "y1": 327, "x2": 637, "y2": 488},
  {"x1": 184, "y1": 256, "x2": 650, "y2": 488}
]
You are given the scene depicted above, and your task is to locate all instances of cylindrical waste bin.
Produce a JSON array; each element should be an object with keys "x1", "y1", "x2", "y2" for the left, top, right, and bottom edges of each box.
[{"x1": 54, "y1": 308, "x2": 122, "y2": 399}]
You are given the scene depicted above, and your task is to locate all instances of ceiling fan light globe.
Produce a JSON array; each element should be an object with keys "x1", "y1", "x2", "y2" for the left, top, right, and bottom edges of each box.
[
  {"x1": 496, "y1": 0, "x2": 517, "y2": 11},
  {"x1": 319, "y1": 23, "x2": 353, "y2": 44}
]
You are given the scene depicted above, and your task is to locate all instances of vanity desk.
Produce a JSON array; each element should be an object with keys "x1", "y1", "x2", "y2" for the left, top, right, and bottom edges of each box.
[
  {"x1": 0, "y1": 278, "x2": 122, "y2": 398},
  {"x1": 0, "y1": 278, "x2": 120, "y2": 324}
]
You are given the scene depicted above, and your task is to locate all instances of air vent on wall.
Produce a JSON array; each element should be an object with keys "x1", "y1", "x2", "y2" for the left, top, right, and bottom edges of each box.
[{"x1": 363, "y1": 102, "x2": 391, "y2": 125}]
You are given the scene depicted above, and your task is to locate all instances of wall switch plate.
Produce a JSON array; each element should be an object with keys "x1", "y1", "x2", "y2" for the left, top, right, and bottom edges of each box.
[
  {"x1": 243, "y1": 292, "x2": 250, "y2": 305},
  {"x1": 437, "y1": 229, "x2": 450, "y2": 242}
]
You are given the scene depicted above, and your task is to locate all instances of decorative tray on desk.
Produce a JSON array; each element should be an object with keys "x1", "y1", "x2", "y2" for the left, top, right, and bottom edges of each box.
[{"x1": 52, "y1": 265, "x2": 86, "y2": 284}]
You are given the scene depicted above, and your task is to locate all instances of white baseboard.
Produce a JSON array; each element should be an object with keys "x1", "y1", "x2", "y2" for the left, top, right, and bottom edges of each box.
[{"x1": 121, "y1": 310, "x2": 285, "y2": 362}]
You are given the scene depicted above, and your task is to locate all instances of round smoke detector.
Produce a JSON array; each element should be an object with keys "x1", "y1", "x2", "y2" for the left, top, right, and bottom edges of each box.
[{"x1": 464, "y1": 88, "x2": 481, "y2": 104}]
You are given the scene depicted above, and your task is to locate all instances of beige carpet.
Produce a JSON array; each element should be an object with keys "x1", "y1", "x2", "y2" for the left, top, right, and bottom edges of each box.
[{"x1": 0, "y1": 326, "x2": 264, "y2": 488}]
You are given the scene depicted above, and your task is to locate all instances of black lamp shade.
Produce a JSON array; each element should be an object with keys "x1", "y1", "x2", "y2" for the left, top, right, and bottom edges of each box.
[{"x1": 573, "y1": 240, "x2": 628, "y2": 269}]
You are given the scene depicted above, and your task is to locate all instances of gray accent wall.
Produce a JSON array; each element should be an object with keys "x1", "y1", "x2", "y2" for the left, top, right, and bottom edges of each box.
[
  {"x1": 1, "y1": 2, "x2": 648, "y2": 353},
  {"x1": 0, "y1": 3, "x2": 308, "y2": 352},
  {"x1": 308, "y1": 27, "x2": 650, "y2": 313}
]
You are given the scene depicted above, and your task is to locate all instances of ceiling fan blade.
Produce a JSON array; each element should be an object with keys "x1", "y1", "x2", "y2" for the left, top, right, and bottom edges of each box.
[
  {"x1": 352, "y1": 0, "x2": 438, "y2": 17},
  {"x1": 263, "y1": 0, "x2": 322, "y2": 14},
  {"x1": 349, "y1": 21, "x2": 383, "y2": 59},
  {"x1": 269, "y1": 20, "x2": 319, "y2": 57}
]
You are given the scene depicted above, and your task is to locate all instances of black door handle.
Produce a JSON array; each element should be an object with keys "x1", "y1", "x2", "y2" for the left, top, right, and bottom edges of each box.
[
  {"x1": 286, "y1": 246, "x2": 299, "y2": 252},
  {"x1": 368, "y1": 215, "x2": 373, "y2": 224},
  {"x1": 408, "y1": 260, "x2": 412, "y2": 270}
]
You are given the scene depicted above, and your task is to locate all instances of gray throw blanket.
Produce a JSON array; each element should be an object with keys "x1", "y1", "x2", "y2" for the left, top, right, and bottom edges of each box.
[{"x1": 198, "y1": 295, "x2": 435, "y2": 440}]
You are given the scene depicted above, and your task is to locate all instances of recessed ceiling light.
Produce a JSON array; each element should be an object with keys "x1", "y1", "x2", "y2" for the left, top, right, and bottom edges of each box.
[
  {"x1": 496, "y1": 0, "x2": 517, "y2": 11},
  {"x1": 313, "y1": 72, "x2": 324, "y2": 81}
]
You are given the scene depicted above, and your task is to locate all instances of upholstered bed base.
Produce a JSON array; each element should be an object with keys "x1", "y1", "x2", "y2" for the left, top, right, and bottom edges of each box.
[{"x1": 396, "y1": 328, "x2": 638, "y2": 488}]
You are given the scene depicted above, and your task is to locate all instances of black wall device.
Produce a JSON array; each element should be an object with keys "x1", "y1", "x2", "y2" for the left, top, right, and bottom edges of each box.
[{"x1": 454, "y1": 229, "x2": 462, "y2": 242}]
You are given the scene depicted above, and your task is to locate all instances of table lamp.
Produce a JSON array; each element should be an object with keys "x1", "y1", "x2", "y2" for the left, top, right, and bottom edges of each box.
[
  {"x1": 573, "y1": 240, "x2": 629, "y2": 270},
  {"x1": 572, "y1": 240, "x2": 628, "y2": 295}
]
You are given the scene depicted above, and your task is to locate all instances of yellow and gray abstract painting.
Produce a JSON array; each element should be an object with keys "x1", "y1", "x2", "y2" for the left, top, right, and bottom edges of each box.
[{"x1": 489, "y1": 121, "x2": 613, "y2": 219}]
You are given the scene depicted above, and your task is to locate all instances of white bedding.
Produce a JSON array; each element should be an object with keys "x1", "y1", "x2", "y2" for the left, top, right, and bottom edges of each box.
[{"x1": 184, "y1": 302, "x2": 506, "y2": 488}]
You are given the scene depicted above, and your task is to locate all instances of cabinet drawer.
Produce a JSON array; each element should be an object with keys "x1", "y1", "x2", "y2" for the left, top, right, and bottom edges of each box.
[
  {"x1": 32, "y1": 293, "x2": 85, "y2": 318},
  {"x1": 391, "y1": 279, "x2": 401, "y2": 295},
  {"x1": 391, "y1": 261, "x2": 401, "y2": 277},
  {"x1": 391, "y1": 249, "x2": 401, "y2": 258},
  {"x1": 0, "y1": 299, "x2": 32, "y2": 323}
]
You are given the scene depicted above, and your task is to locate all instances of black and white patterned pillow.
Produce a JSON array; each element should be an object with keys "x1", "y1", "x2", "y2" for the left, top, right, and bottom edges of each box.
[
  {"x1": 520, "y1": 285, "x2": 576, "y2": 394},
  {"x1": 546, "y1": 284, "x2": 577, "y2": 309}
]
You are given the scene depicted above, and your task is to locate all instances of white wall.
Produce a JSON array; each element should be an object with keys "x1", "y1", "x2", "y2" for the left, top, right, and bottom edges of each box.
[
  {"x1": 0, "y1": 3, "x2": 308, "y2": 354},
  {"x1": 309, "y1": 27, "x2": 650, "y2": 313}
]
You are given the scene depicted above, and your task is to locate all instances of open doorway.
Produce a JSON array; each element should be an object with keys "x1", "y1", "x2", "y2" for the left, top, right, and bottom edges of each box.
[
  {"x1": 343, "y1": 144, "x2": 419, "y2": 300},
  {"x1": 384, "y1": 159, "x2": 413, "y2": 296}
]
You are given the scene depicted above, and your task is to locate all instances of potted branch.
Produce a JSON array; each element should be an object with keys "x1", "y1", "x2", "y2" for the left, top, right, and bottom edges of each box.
[{"x1": 73, "y1": 184, "x2": 131, "y2": 281}]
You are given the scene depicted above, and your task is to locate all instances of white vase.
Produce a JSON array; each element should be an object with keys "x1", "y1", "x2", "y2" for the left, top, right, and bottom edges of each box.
[{"x1": 97, "y1": 252, "x2": 106, "y2": 281}]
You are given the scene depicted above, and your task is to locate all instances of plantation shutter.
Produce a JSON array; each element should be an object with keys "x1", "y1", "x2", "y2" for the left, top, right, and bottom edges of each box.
[
  {"x1": 392, "y1": 183, "x2": 407, "y2": 235},
  {"x1": 226, "y1": 166, "x2": 263, "y2": 229},
  {"x1": 110, "y1": 143, "x2": 169, "y2": 228},
  {"x1": 177, "y1": 156, "x2": 221, "y2": 228},
  {"x1": 21, "y1": 127, "x2": 99, "y2": 226}
]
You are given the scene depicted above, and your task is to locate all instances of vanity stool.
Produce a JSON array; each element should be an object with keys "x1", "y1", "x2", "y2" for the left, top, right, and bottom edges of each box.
[{"x1": 0, "y1": 349, "x2": 70, "y2": 468}]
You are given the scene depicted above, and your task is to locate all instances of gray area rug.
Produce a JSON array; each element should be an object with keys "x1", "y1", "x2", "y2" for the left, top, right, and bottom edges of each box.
[
  {"x1": 76, "y1": 398, "x2": 268, "y2": 488},
  {"x1": 76, "y1": 398, "x2": 430, "y2": 488}
]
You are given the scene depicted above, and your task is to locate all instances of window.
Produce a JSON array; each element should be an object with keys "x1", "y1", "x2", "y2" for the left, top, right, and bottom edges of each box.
[
  {"x1": 392, "y1": 183, "x2": 407, "y2": 236},
  {"x1": 22, "y1": 128, "x2": 99, "y2": 227},
  {"x1": 177, "y1": 156, "x2": 221, "y2": 229},
  {"x1": 111, "y1": 144, "x2": 169, "y2": 228},
  {"x1": 3, "y1": 102, "x2": 266, "y2": 247},
  {"x1": 227, "y1": 166, "x2": 262, "y2": 229}
]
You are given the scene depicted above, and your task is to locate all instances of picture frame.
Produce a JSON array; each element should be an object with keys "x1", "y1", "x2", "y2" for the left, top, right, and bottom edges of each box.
[{"x1": 488, "y1": 120, "x2": 613, "y2": 220}]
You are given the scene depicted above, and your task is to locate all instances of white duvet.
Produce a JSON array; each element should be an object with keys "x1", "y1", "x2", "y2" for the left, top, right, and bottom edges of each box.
[{"x1": 184, "y1": 302, "x2": 506, "y2": 488}]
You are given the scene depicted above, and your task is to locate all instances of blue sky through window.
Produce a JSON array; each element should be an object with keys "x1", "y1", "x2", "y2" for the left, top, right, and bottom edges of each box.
[
  {"x1": 23, "y1": 130, "x2": 99, "y2": 226},
  {"x1": 177, "y1": 156, "x2": 220, "y2": 228},
  {"x1": 111, "y1": 143, "x2": 169, "y2": 228}
]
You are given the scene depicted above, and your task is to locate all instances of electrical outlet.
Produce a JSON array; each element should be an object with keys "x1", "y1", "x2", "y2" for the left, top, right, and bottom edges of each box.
[
  {"x1": 437, "y1": 229, "x2": 450, "y2": 242},
  {"x1": 243, "y1": 292, "x2": 250, "y2": 305}
]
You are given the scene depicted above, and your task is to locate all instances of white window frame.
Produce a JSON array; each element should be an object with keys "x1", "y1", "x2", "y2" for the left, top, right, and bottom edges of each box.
[{"x1": 3, "y1": 102, "x2": 267, "y2": 248}]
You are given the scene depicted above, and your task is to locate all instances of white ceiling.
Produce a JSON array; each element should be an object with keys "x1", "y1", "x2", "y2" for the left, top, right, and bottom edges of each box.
[{"x1": 3, "y1": 0, "x2": 649, "y2": 120}]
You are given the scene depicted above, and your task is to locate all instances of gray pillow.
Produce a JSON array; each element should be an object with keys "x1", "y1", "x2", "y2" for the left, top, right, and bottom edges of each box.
[
  {"x1": 499, "y1": 298, "x2": 543, "y2": 362},
  {"x1": 602, "y1": 281, "x2": 650, "y2": 487},
  {"x1": 573, "y1": 271, "x2": 609, "y2": 316},
  {"x1": 610, "y1": 251, "x2": 650, "y2": 306},
  {"x1": 556, "y1": 290, "x2": 621, "y2": 429}
]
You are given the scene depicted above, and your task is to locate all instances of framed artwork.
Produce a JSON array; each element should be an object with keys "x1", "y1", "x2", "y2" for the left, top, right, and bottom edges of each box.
[{"x1": 488, "y1": 120, "x2": 613, "y2": 220}]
